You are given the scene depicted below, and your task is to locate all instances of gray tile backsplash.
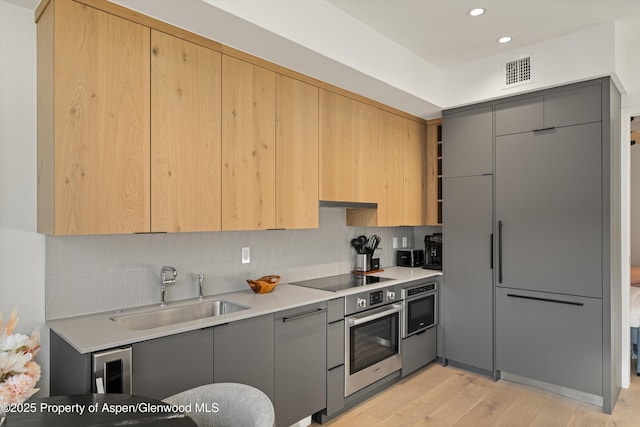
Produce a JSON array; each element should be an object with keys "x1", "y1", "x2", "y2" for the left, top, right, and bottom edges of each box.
[{"x1": 45, "y1": 208, "x2": 440, "y2": 320}]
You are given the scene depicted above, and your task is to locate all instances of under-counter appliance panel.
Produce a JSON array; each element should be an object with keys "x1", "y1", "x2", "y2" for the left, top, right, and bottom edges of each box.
[{"x1": 402, "y1": 281, "x2": 438, "y2": 338}]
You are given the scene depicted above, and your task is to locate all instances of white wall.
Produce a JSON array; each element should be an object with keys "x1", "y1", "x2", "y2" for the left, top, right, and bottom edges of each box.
[
  {"x1": 444, "y1": 23, "x2": 619, "y2": 108},
  {"x1": 45, "y1": 209, "x2": 420, "y2": 320},
  {"x1": 0, "y1": 0, "x2": 48, "y2": 395}
]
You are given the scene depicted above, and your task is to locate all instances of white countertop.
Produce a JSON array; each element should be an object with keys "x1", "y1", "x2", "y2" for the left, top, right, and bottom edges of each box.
[{"x1": 48, "y1": 266, "x2": 441, "y2": 354}]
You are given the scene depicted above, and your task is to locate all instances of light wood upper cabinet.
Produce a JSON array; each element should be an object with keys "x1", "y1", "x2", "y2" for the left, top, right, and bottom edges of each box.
[
  {"x1": 319, "y1": 90, "x2": 377, "y2": 204},
  {"x1": 403, "y1": 119, "x2": 427, "y2": 225},
  {"x1": 37, "y1": 0, "x2": 150, "y2": 235},
  {"x1": 151, "y1": 30, "x2": 222, "y2": 232},
  {"x1": 221, "y1": 55, "x2": 276, "y2": 230},
  {"x1": 348, "y1": 112, "x2": 428, "y2": 227},
  {"x1": 276, "y1": 75, "x2": 319, "y2": 229},
  {"x1": 375, "y1": 109, "x2": 404, "y2": 226}
]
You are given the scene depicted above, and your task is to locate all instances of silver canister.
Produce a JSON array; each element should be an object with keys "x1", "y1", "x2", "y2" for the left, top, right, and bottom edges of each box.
[{"x1": 355, "y1": 253, "x2": 371, "y2": 272}]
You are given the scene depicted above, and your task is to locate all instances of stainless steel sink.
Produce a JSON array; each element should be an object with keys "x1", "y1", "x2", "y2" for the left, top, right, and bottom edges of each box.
[{"x1": 110, "y1": 300, "x2": 249, "y2": 330}]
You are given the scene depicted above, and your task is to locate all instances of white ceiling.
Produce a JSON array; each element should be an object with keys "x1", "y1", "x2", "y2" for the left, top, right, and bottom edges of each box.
[
  {"x1": 325, "y1": 0, "x2": 640, "y2": 68},
  {"x1": 11, "y1": 0, "x2": 640, "y2": 117}
]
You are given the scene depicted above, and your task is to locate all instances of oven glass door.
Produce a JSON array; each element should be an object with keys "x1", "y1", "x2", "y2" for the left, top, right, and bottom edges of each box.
[
  {"x1": 405, "y1": 293, "x2": 436, "y2": 337},
  {"x1": 349, "y1": 311, "x2": 399, "y2": 375}
]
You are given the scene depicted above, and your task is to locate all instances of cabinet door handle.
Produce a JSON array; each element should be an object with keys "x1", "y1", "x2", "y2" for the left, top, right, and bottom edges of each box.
[
  {"x1": 282, "y1": 308, "x2": 327, "y2": 323},
  {"x1": 506, "y1": 293, "x2": 584, "y2": 306},
  {"x1": 533, "y1": 126, "x2": 556, "y2": 132},
  {"x1": 490, "y1": 234, "x2": 494, "y2": 269},
  {"x1": 498, "y1": 221, "x2": 503, "y2": 283}
]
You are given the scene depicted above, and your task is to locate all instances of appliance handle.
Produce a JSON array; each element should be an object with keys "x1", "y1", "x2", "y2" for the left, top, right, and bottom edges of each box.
[
  {"x1": 498, "y1": 221, "x2": 503, "y2": 283},
  {"x1": 346, "y1": 303, "x2": 403, "y2": 326},
  {"x1": 507, "y1": 293, "x2": 584, "y2": 306},
  {"x1": 490, "y1": 234, "x2": 494, "y2": 269},
  {"x1": 282, "y1": 307, "x2": 327, "y2": 323}
]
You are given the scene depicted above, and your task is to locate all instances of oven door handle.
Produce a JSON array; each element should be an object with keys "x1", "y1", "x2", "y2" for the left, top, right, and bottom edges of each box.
[{"x1": 346, "y1": 303, "x2": 403, "y2": 326}]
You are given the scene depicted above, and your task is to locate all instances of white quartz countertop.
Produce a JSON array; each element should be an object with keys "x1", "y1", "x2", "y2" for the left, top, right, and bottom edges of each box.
[{"x1": 48, "y1": 266, "x2": 441, "y2": 354}]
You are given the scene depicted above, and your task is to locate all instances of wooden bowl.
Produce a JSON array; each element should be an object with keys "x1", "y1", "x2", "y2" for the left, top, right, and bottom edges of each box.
[{"x1": 247, "y1": 275, "x2": 281, "y2": 294}]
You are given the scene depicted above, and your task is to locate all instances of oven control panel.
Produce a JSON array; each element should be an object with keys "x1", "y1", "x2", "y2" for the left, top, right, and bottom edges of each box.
[
  {"x1": 402, "y1": 281, "x2": 437, "y2": 300},
  {"x1": 346, "y1": 284, "x2": 402, "y2": 315}
]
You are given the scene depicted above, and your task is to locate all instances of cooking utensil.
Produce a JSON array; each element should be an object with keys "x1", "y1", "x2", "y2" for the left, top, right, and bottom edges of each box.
[{"x1": 351, "y1": 238, "x2": 364, "y2": 254}]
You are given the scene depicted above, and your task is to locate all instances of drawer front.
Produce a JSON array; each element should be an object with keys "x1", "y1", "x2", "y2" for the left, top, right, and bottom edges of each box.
[
  {"x1": 402, "y1": 327, "x2": 436, "y2": 377},
  {"x1": 327, "y1": 320, "x2": 344, "y2": 369},
  {"x1": 496, "y1": 287, "x2": 602, "y2": 396},
  {"x1": 327, "y1": 298, "x2": 344, "y2": 323},
  {"x1": 326, "y1": 365, "x2": 344, "y2": 416}
]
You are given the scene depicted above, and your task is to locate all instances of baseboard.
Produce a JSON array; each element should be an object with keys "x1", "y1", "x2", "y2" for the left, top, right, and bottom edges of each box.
[{"x1": 500, "y1": 371, "x2": 603, "y2": 407}]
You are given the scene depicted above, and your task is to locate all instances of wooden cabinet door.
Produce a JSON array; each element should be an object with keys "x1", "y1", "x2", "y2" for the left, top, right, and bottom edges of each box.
[
  {"x1": 221, "y1": 55, "x2": 276, "y2": 230},
  {"x1": 376, "y1": 109, "x2": 404, "y2": 226},
  {"x1": 151, "y1": 30, "x2": 222, "y2": 232},
  {"x1": 403, "y1": 119, "x2": 427, "y2": 225},
  {"x1": 319, "y1": 90, "x2": 377, "y2": 203},
  {"x1": 52, "y1": 0, "x2": 150, "y2": 234},
  {"x1": 275, "y1": 75, "x2": 319, "y2": 229}
]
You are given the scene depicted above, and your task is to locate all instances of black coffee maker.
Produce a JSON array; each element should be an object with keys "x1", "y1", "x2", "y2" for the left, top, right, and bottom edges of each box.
[{"x1": 423, "y1": 233, "x2": 442, "y2": 270}]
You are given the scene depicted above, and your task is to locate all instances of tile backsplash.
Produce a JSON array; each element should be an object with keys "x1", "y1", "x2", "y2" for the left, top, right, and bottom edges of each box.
[{"x1": 45, "y1": 207, "x2": 441, "y2": 320}]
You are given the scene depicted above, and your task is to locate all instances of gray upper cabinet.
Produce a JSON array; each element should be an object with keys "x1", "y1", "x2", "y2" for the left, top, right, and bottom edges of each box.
[
  {"x1": 544, "y1": 83, "x2": 601, "y2": 128},
  {"x1": 442, "y1": 105, "x2": 493, "y2": 177},
  {"x1": 442, "y1": 174, "x2": 494, "y2": 372},
  {"x1": 213, "y1": 314, "x2": 275, "y2": 403},
  {"x1": 132, "y1": 328, "x2": 214, "y2": 400},
  {"x1": 275, "y1": 302, "x2": 327, "y2": 427},
  {"x1": 495, "y1": 96, "x2": 543, "y2": 136},
  {"x1": 495, "y1": 82, "x2": 601, "y2": 136},
  {"x1": 495, "y1": 123, "x2": 602, "y2": 298}
]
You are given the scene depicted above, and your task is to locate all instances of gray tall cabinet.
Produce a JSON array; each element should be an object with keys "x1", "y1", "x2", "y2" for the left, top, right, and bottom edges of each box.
[
  {"x1": 442, "y1": 104, "x2": 494, "y2": 374},
  {"x1": 442, "y1": 77, "x2": 621, "y2": 413}
]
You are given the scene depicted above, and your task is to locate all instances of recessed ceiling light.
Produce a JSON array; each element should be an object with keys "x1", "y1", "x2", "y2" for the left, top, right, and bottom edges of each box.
[
  {"x1": 498, "y1": 36, "x2": 512, "y2": 44},
  {"x1": 468, "y1": 8, "x2": 485, "y2": 17}
]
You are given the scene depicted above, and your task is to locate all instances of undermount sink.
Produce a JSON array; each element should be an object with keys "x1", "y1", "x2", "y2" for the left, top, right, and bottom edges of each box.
[{"x1": 110, "y1": 300, "x2": 249, "y2": 331}]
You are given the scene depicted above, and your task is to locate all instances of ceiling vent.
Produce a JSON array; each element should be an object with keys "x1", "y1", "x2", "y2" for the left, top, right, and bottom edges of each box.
[{"x1": 502, "y1": 56, "x2": 533, "y2": 89}]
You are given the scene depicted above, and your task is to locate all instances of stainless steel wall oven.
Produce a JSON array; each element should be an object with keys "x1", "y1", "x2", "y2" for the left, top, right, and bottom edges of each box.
[
  {"x1": 402, "y1": 280, "x2": 437, "y2": 338},
  {"x1": 344, "y1": 285, "x2": 402, "y2": 397}
]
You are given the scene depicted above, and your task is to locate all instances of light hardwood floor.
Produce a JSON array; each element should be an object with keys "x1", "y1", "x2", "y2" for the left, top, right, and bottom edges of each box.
[{"x1": 318, "y1": 360, "x2": 640, "y2": 426}]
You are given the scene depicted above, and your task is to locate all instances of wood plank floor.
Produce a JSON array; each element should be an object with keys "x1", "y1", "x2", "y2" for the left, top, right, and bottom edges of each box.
[{"x1": 317, "y1": 359, "x2": 640, "y2": 427}]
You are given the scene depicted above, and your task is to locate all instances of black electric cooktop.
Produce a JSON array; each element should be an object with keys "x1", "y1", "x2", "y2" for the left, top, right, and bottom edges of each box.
[{"x1": 291, "y1": 273, "x2": 392, "y2": 292}]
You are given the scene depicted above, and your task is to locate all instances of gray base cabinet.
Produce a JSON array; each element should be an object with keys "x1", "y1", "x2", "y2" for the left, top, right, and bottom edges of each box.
[
  {"x1": 402, "y1": 327, "x2": 436, "y2": 377},
  {"x1": 132, "y1": 328, "x2": 214, "y2": 400},
  {"x1": 275, "y1": 302, "x2": 327, "y2": 427},
  {"x1": 496, "y1": 287, "x2": 603, "y2": 395},
  {"x1": 324, "y1": 298, "x2": 345, "y2": 417},
  {"x1": 213, "y1": 314, "x2": 275, "y2": 403},
  {"x1": 50, "y1": 331, "x2": 92, "y2": 395}
]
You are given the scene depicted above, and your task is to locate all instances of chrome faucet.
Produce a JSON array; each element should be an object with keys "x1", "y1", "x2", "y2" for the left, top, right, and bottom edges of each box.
[
  {"x1": 160, "y1": 266, "x2": 177, "y2": 307},
  {"x1": 196, "y1": 274, "x2": 205, "y2": 301}
]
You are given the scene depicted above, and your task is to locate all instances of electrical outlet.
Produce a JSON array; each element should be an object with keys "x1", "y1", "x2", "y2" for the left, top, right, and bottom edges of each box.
[
  {"x1": 392, "y1": 237, "x2": 398, "y2": 249},
  {"x1": 242, "y1": 247, "x2": 250, "y2": 264},
  {"x1": 402, "y1": 237, "x2": 407, "y2": 248}
]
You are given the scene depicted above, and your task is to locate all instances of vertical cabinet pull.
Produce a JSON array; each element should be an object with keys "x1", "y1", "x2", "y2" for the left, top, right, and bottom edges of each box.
[
  {"x1": 490, "y1": 234, "x2": 494, "y2": 269},
  {"x1": 498, "y1": 221, "x2": 503, "y2": 283}
]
